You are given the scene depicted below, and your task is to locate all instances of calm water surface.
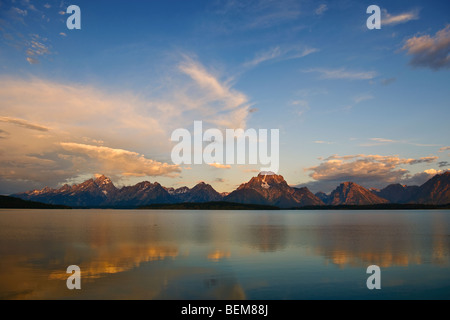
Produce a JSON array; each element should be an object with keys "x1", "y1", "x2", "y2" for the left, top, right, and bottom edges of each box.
[{"x1": 0, "y1": 209, "x2": 449, "y2": 299}]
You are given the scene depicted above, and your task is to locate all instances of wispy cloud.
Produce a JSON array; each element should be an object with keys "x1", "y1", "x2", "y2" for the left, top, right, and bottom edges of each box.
[
  {"x1": 290, "y1": 99, "x2": 310, "y2": 117},
  {"x1": 244, "y1": 46, "x2": 318, "y2": 67},
  {"x1": 438, "y1": 161, "x2": 449, "y2": 168},
  {"x1": 360, "y1": 138, "x2": 440, "y2": 147},
  {"x1": 315, "y1": 4, "x2": 328, "y2": 15},
  {"x1": 341, "y1": 94, "x2": 374, "y2": 111},
  {"x1": 370, "y1": 138, "x2": 396, "y2": 143},
  {"x1": 303, "y1": 68, "x2": 377, "y2": 80},
  {"x1": 381, "y1": 77, "x2": 396, "y2": 85},
  {"x1": 178, "y1": 57, "x2": 251, "y2": 128},
  {"x1": 26, "y1": 57, "x2": 39, "y2": 64},
  {"x1": 208, "y1": 163, "x2": 231, "y2": 169},
  {"x1": 12, "y1": 7, "x2": 27, "y2": 16},
  {"x1": 353, "y1": 94, "x2": 374, "y2": 104},
  {"x1": 382, "y1": 9, "x2": 419, "y2": 26},
  {"x1": 0, "y1": 116, "x2": 49, "y2": 131},
  {"x1": 402, "y1": 25, "x2": 450, "y2": 70},
  {"x1": 213, "y1": 0, "x2": 301, "y2": 30},
  {"x1": 439, "y1": 146, "x2": 450, "y2": 152}
]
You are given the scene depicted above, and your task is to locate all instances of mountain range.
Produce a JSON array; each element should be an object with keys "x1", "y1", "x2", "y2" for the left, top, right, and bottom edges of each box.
[{"x1": 11, "y1": 171, "x2": 450, "y2": 208}]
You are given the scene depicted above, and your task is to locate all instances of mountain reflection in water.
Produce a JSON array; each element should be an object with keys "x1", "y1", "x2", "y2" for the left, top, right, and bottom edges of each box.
[{"x1": 0, "y1": 209, "x2": 449, "y2": 299}]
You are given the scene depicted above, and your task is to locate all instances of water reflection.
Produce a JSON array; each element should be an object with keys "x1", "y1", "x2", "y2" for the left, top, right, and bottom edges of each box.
[{"x1": 0, "y1": 209, "x2": 449, "y2": 299}]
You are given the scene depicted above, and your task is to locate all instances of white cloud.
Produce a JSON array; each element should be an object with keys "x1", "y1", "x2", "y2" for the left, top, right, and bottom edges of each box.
[
  {"x1": 215, "y1": 0, "x2": 301, "y2": 30},
  {"x1": 290, "y1": 100, "x2": 310, "y2": 116},
  {"x1": 12, "y1": 7, "x2": 27, "y2": 16},
  {"x1": 370, "y1": 138, "x2": 396, "y2": 143},
  {"x1": 315, "y1": 4, "x2": 328, "y2": 15},
  {"x1": 178, "y1": 57, "x2": 251, "y2": 128},
  {"x1": 245, "y1": 46, "x2": 318, "y2": 67},
  {"x1": 303, "y1": 68, "x2": 376, "y2": 80}
]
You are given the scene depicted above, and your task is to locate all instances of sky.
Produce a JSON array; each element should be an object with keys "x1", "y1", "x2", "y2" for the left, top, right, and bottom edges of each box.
[{"x1": 0, "y1": 0, "x2": 449, "y2": 194}]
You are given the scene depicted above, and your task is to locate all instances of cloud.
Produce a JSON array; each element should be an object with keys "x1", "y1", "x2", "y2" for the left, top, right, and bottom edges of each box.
[
  {"x1": 12, "y1": 7, "x2": 27, "y2": 16},
  {"x1": 214, "y1": 178, "x2": 226, "y2": 183},
  {"x1": 370, "y1": 138, "x2": 396, "y2": 143},
  {"x1": 0, "y1": 129, "x2": 10, "y2": 139},
  {"x1": 0, "y1": 4, "x2": 53, "y2": 64},
  {"x1": 314, "y1": 140, "x2": 333, "y2": 144},
  {"x1": 290, "y1": 99, "x2": 310, "y2": 116},
  {"x1": 439, "y1": 146, "x2": 450, "y2": 152},
  {"x1": 382, "y1": 9, "x2": 419, "y2": 26},
  {"x1": 303, "y1": 154, "x2": 438, "y2": 191},
  {"x1": 178, "y1": 57, "x2": 251, "y2": 128},
  {"x1": 315, "y1": 4, "x2": 328, "y2": 15},
  {"x1": 44, "y1": 3, "x2": 51, "y2": 9},
  {"x1": 59, "y1": 32, "x2": 67, "y2": 37},
  {"x1": 245, "y1": 46, "x2": 282, "y2": 67},
  {"x1": 26, "y1": 56, "x2": 39, "y2": 64},
  {"x1": 303, "y1": 68, "x2": 376, "y2": 80},
  {"x1": 0, "y1": 56, "x2": 253, "y2": 192},
  {"x1": 0, "y1": 116, "x2": 49, "y2": 131},
  {"x1": 438, "y1": 161, "x2": 449, "y2": 168},
  {"x1": 212, "y1": 0, "x2": 301, "y2": 31},
  {"x1": 245, "y1": 46, "x2": 318, "y2": 67},
  {"x1": 402, "y1": 25, "x2": 450, "y2": 70},
  {"x1": 402, "y1": 169, "x2": 444, "y2": 186},
  {"x1": 361, "y1": 138, "x2": 440, "y2": 147},
  {"x1": 341, "y1": 94, "x2": 374, "y2": 111},
  {"x1": 60, "y1": 143, "x2": 180, "y2": 177},
  {"x1": 353, "y1": 94, "x2": 374, "y2": 104},
  {"x1": 58, "y1": 11, "x2": 65, "y2": 15},
  {"x1": 209, "y1": 163, "x2": 231, "y2": 169},
  {"x1": 24, "y1": 34, "x2": 52, "y2": 64},
  {"x1": 381, "y1": 77, "x2": 396, "y2": 85}
]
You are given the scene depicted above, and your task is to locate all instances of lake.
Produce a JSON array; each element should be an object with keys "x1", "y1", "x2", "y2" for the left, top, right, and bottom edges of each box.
[{"x1": 0, "y1": 209, "x2": 449, "y2": 299}]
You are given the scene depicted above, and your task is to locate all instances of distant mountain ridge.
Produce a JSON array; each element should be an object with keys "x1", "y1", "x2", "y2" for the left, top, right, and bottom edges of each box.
[
  {"x1": 225, "y1": 173, "x2": 324, "y2": 208},
  {"x1": 11, "y1": 171, "x2": 450, "y2": 208},
  {"x1": 325, "y1": 182, "x2": 389, "y2": 205},
  {"x1": 14, "y1": 175, "x2": 222, "y2": 208}
]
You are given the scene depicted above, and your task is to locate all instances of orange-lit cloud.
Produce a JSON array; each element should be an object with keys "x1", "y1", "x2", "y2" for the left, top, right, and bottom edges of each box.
[
  {"x1": 302, "y1": 154, "x2": 440, "y2": 191},
  {"x1": 402, "y1": 25, "x2": 450, "y2": 70},
  {"x1": 0, "y1": 59, "x2": 252, "y2": 192},
  {"x1": 208, "y1": 162, "x2": 231, "y2": 169},
  {"x1": 60, "y1": 142, "x2": 180, "y2": 177},
  {"x1": 382, "y1": 9, "x2": 419, "y2": 26}
]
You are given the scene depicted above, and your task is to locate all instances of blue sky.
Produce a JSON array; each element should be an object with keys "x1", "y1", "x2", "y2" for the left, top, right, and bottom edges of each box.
[{"x1": 0, "y1": 0, "x2": 449, "y2": 194}]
